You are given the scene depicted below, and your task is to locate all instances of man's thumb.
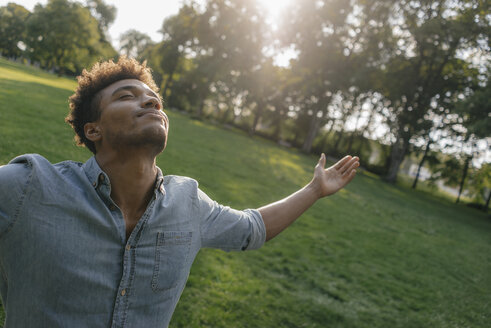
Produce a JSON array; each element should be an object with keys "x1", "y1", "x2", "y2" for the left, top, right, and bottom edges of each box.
[{"x1": 318, "y1": 153, "x2": 326, "y2": 168}]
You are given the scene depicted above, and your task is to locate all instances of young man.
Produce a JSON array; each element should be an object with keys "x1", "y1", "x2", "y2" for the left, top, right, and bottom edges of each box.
[{"x1": 0, "y1": 57, "x2": 359, "y2": 327}]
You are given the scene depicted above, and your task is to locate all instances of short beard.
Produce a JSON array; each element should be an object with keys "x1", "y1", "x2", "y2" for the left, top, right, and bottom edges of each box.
[{"x1": 107, "y1": 126, "x2": 167, "y2": 156}]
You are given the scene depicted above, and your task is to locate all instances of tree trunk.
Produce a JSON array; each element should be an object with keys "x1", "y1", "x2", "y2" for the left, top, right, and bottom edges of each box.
[
  {"x1": 412, "y1": 137, "x2": 432, "y2": 189},
  {"x1": 273, "y1": 117, "x2": 281, "y2": 142},
  {"x1": 162, "y1": 67, "x2": 176, "y2": 98},
  {"x1": 385, "y1": 136, "x2": 409, "y2": 183},
  {"x1": 249, "y1": 101, "x2": 264, "y2": 137},
  {"x1": 292, "y1": 126, "x2": 302, "y2": 147},
  {"x1": 301, "y1": 96, "x2": 331, "y2": 153},
  {"x1": 196, "y1": 98, "x2": 205, "y2": 118},
  {"x1": 220, "y1": 106, "x2": 232, "y2": 124},
  {"x1": 355, "y1": 108, "x2": 375, "y2": 155},
  {"x1": 456, "y1": 155, "x2": 471, "y2": 203},
  {"x1": 355, "y1": 138, "x2": 367, "y2": 157},
  {"x1": 347, "y1": 110, "x2": 362, "y2": 153},
  {"x1": 319, "y1": 120, "x2": 334, "y2": 153},
  {"x1": 301, "y1": 110, "x2": 322, "y2": 153},
  {"x1": 346, "y1": 132, "x2": 357, "y2": 154},
  {"x1": 333, "y1": 130, "x2": 345, "y2": 154},
  {"x1": 273, "y1": 106, "x2": 285, "y2": 142},
  {"x1": 485, "y1": 189, "x2": 491, "y2": 213}
]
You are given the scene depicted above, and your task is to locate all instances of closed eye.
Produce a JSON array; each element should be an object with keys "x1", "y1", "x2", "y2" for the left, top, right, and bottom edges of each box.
[{"x1": 119, "y1": 94, "x2": 133, "y2": 99}]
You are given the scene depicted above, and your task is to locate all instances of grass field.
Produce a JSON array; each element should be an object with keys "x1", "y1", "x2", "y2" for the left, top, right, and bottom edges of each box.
[{"x1": 1, "y1": 57, "x2": 490, "y2": 327}]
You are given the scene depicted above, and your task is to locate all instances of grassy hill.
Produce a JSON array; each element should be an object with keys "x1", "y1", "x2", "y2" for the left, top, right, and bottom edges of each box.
[{"x1": 1, "y1": 57, "x2": 490, "y2": 327}]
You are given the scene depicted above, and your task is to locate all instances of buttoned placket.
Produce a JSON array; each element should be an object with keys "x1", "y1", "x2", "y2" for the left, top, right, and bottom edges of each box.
[
  {"x1": 110, "y1": 183, "x2": 164, "y2": 328},
  {"x1": 89, "y1": 167, "x2": 166, "y2": 328}
]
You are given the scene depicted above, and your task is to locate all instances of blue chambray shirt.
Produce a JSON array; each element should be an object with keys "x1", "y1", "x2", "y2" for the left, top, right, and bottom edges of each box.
[{"x1": 0, "y1": 154, "x2": 266, "y2": 327}]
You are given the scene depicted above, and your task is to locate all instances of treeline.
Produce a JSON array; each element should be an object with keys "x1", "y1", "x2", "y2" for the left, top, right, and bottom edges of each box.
[
  {"x1": 1, "y1": 0, "x2": 490, "y2": 209},
  {"x1": 0, "y1": 0, "x2": 116, "y2": 75}
]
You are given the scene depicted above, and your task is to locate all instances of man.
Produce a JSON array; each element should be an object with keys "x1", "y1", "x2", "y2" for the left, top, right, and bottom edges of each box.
[{"x1": 0, "y1": 57, "x2": 359, "y2": 327}]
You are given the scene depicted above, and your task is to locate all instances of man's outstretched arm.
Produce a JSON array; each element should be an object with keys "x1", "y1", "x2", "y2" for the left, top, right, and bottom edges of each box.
[{"x1": 258, "y1": 154, "x2": 359, "y2": 241}]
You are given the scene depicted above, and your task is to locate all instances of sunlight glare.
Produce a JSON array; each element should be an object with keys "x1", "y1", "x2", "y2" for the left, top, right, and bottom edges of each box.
[{"x1": 257, "y1": 0, "x2": 293, "y2": 30}]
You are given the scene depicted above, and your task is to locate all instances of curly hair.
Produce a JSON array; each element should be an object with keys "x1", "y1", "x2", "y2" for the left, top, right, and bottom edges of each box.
[{"x1": 66, "y1": 56, "x2": 160, "y2": 154}]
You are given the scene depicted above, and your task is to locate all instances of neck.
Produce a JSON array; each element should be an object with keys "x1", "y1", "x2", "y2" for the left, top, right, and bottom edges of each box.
[{"x1": 95, "y1": 148, "x2": 158, "y2": 213}]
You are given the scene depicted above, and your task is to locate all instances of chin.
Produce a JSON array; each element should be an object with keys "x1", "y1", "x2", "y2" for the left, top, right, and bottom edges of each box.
[
  {"x1": 105, "y1": 124, "x2": 168, "y2": 154},
  {"x1": 142, "y1": 129, "x2": 167, "y2": 154}
]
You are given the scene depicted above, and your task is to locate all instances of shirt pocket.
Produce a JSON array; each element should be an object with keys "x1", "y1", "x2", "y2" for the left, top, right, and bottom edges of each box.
[{"x1": 151, "y1": 231, "x2": 193, "y2": 292}]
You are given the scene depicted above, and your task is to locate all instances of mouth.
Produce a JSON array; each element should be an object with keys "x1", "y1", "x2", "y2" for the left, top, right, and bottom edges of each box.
[
  {"x1": 138, "y1": 110, "x2": 163, "y2": 117},
  {"x1": 137, "y1": 110, "x2": 168, "y2": 128}
]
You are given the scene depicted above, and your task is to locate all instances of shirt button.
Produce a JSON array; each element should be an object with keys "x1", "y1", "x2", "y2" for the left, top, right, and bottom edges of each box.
[
  {"x1": 99, "y1": 174, "x2": 105, "y2": 182},
  {"x1": 92, "y1": 182, "x2": 96, "y2": 187},
  {"x1": 109, "y1": 204, "x2": 116, "y2": 211},
  {"x1": 121, "y1": 289, "x2": 126, "y2": 296},
  {"x1": 125, "y1": 244, "x2": 131, "y2": 251}
]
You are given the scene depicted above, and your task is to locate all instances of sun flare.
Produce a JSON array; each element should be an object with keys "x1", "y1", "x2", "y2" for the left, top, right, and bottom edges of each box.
[{"x1": 257, "y1": 0, "x2": 293, "y2": 28}]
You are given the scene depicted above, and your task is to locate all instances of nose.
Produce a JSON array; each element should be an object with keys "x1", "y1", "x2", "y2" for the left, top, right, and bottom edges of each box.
[{"x1": 142, "y1": 95, "x2": 161, "y2": 110}]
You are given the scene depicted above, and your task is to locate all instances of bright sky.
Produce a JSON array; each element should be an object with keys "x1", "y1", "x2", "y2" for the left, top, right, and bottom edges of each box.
[{"x1": 1, "y1": 0, "x2": 291, "y2": 46}]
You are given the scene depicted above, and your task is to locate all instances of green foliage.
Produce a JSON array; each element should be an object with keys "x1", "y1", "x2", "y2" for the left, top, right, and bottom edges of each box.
[
  {"x1": 86, "y1": 0, "x2": 116, "y2": 33},
  {"x1": 1, "y1": 55, "x2": 491, "y2": 328},
  {"x1": 0, "y1": 3, "x2": 30, "y2": 59},
  {"x1": 119, "y1": 29, "x2": 153, "y2": 59},
  {"x1": 430, "y1": 156, "x2": 463, "y2": 188},
  {"x1": 468, "y1": 163, "x2": 491, "y2": 204},
  {"x1": 454, "y1": 83, "x2": 491, "y2": 139},
  {"x1": 0, "y1": 0, "x2": 117, "y2": 75},
  {"x1": 377, "y1": 0, "x2": 488, "y2": 182},
  {"x1": 24, "y1": 0, "x2": 116, "y2": 75},
  {"x1": 142, "y1": 3, "x2": 201, "y2": 105}
]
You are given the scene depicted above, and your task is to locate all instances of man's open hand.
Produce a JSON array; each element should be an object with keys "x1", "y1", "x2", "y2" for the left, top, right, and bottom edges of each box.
[{"x1": 311, "y1": 153, "x2": 360, "y2": 198}]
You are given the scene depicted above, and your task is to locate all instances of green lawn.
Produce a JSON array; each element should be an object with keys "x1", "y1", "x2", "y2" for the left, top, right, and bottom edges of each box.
[{"x1": 1, "y1": 57, "x2": 490, "y2": 327}]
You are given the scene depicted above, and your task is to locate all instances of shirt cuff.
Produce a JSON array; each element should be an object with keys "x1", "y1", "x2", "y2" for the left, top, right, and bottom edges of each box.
[{"x1": 242, "y1": 209, "x2": 266, "y2": 250}]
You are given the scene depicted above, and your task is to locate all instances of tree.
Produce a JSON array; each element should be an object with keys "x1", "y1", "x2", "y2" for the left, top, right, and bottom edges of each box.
[
  {"x1": 279, "y1": 0, "x2": 391, "y2": 153},
  {"x1": 468, "y1": 163, "x2": 491, "y2": 212},
  {"x1": 191, "y1": 0, "x2": 267, "y2": 118},
  {"x1": 0, "y1": 3, "x2": 30, "y2": 58},
  {"x1": 411, "y1": 111, "x2": 448, "y2": 189},
  {"x1": 25, "y1": 0, "x2": 116, "y2": 75},
  {"x1": 378, "y1": 0, "x2": 489, "y2": 183},
  {"x1": 119, "y1": 29, "x2": 153, "y2": 59},
  {"x1": 151, "y1": 3, "x2": 201, "y2": 99},
  {"x1": 85, "y1": 0, "x2": 116, "y2": 57},
  {"x1": 453, "y1": 82, "x2": 491, "y2": 202},
  {"x1": 86, "y1": 0, "x2": 116, "y2": 34},
  {"x1": 240, "y1": 59, "x2": 279, "y2": 136}
]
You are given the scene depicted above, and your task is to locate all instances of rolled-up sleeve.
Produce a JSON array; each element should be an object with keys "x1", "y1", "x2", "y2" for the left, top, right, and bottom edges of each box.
[{"x1": 197, "y1": 188, "x2": 266, "y2": 251}]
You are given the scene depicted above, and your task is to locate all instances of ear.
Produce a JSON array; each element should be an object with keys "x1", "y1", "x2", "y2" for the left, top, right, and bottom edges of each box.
[{"x1": 84, "y1": 122, "x2": 102, "y2": 143}]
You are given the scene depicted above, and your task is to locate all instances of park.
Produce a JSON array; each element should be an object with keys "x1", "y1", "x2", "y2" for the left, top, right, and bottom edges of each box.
[{"x1": 0, "y1": 0, "x2": 490, "y2": 327}]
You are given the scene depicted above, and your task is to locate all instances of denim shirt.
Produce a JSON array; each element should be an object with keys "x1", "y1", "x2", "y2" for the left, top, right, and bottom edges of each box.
[{"x1": 0, "y1": 154, "x2": 266, "y2": 327}]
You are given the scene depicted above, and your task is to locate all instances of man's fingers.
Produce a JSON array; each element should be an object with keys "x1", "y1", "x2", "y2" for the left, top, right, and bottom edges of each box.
[
  {"x1": 338, "y1": 156, "x2": 358, "y2": 173},
  {"x1": 333, "y1": 155, "x2": 352, "y2": 170},
  {"x1": 345, "y1": 169, "x2": 357, "y2": 183},
  {"x1": 342, "y1": 159, "x2": 360, "y2": 177}
]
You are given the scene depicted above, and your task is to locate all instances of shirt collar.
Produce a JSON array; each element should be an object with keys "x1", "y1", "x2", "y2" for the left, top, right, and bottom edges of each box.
[
  {"x1": 83, "y1": 156, "x2": 107, "y2": 189},
  {"x1": 83, "y1": 156, "x2": 166, "y2": 195},
  {"x1": 154, "y1": 166, "x2": 165, "y2": 195}
]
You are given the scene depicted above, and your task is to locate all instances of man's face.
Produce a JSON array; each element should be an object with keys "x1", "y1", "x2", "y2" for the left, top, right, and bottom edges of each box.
[{"x1": 93, "y1": 79, "x2": 169, "y2": 154}]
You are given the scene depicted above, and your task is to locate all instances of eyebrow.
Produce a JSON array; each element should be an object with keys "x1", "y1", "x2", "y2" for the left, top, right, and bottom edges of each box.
[{"x1": 111, "y1": 85, "x2": 160, "y2": 100}]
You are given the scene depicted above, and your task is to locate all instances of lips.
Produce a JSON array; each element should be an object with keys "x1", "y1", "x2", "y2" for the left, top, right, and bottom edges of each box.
[
  {"x1": 137, "y1": 110, "x2": 168, "y2": 128},
  {"x1": 138, "y1": 110, "x2": 164, "y2": 118}
]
